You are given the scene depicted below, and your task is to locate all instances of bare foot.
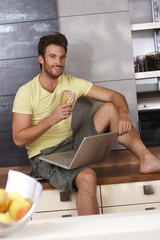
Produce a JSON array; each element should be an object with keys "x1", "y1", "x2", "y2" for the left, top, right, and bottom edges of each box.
[{"x1": 140, "y1": 152, "x2": 160, "y2": 174}]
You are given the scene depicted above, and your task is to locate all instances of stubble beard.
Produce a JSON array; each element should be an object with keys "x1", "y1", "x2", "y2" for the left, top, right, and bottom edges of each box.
[{"x1": 44, "y1": 65, "x2": 64, "y2": 80}]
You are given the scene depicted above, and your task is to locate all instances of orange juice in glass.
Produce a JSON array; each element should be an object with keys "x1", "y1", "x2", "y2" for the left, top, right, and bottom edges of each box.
[{"x1": 60, "y1": 90, "x2": 75, "y2": 104}]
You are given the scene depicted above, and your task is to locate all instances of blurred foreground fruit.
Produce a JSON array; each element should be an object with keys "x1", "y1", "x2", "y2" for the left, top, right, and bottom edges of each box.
[
  {"x1": 8, "y1": 192, "x2": 24, "y2": 202},
  {"x1": 0, "y1": 213, "x2": 13, "y2": 224},
  {"x1": 0, "y1": 189, "x2": 11, "y2": 212},
  {"x1": 9, "y1": 197, "x2": 32, "y2": 221},
  {"x1": 0, "y1": 188, "x2": 32, "y2": 223}
]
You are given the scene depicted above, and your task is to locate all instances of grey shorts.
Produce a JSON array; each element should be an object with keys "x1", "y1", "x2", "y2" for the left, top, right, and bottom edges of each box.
[{"x1": 30, "y1": 115, "x2": 98, "y2": 192}]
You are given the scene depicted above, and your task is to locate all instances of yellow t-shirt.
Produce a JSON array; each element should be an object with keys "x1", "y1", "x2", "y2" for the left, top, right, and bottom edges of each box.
[{"x1": 12, "y1": 74, "x2": 93, "y2": 158}]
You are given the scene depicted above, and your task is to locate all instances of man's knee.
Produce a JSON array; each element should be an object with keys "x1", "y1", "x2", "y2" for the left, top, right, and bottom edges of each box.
[
  {"x1": 93, "y1": 102, "x2": 118, "y2": 133},
  {"x1": 75, "y1": 168, "x2": 97, "y2": 188},
  {"x1": 96, "y1": 102, "x2": 118, "y2": 115}
]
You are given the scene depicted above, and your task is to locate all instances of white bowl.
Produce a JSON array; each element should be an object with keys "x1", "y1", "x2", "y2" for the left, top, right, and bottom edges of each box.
[{"x1": 0, "y1": 170, "x2": 42, "y2": 237}]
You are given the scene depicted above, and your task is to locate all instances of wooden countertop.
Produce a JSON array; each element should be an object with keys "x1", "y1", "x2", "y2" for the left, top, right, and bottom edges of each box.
[{"x1": 1, "y1": 146, "x2": 160, "y2": 190}]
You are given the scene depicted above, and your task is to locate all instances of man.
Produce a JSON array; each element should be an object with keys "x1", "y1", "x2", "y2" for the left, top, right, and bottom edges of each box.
[{"x1": 12, "y1": 32, "x2": 160, "y2": 216}]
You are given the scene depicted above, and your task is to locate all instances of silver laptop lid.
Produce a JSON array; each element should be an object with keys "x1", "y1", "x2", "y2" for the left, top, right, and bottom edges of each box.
[{"x1": 69, "y1": 132, "x2": 118, "y2": 169}]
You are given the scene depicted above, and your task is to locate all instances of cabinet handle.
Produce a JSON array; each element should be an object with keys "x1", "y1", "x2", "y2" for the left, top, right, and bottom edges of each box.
[
  {"x1": 145, "y1": 207, "x2": 155, "y2": 210},
  {"x1": 62, "y1": 214, "x2": 72, "y2": 217},
  {"x1": 158, "y1": 78, "x2": 160, "y2": 90},
  {"x1": 143, "y1": 185, "x2": 154, "y2": 195},
  {"x1": 60, "y1": 191, "x2": 71, "y2": 201}
]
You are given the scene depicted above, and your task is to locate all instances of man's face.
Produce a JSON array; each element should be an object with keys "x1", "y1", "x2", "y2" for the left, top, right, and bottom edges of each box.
[{"x1": 39, "y1": 44, "x2": 66, "y2": 79}]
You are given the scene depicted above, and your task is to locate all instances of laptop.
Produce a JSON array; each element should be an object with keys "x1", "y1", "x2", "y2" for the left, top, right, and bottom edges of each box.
[{"x1": 39, "y1": 132, "x2": 118, "y2": 170}]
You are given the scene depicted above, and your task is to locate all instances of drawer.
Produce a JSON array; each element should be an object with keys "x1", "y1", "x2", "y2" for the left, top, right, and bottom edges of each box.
[
  {"x1": 32, "y1": 208, "x2": 102, "y2": 219},
  {"x1": 35, "y1": 186, "x2": 101, "y2": 212},
  {"x1": 103, "y1": 202, "x2": 160, "y2": 214},
  {"x1": 101, "y1": 180, "x2": 160, "y2": 207},
  {"x1": 32, "y1": 210, "x2": 78, "y2": 219}
]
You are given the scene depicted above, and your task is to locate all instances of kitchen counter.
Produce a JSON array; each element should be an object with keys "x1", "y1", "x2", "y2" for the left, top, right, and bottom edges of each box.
[
  {"x1": 1, "y1": 146, "x2": 160, "y2": 189},
  {"x1": 1, "y1": 147, "x2": 160, "y2": 239},
  {"x1": 4, "y1": 210, "x2": 160, "y2": 240}
]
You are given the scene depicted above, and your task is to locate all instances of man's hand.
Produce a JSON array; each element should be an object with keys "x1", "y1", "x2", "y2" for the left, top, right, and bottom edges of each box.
[
  {"x1": 49, "y1": 103, "x2": 73, "y2": 125},
  {"x1": 118, "y1": 113, "x2": 132, "y2": 136}
]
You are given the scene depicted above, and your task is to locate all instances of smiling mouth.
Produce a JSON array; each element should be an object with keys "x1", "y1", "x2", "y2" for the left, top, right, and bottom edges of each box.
[{"x1": 54, "y1": 66, "x2": 63, "y2": 71}]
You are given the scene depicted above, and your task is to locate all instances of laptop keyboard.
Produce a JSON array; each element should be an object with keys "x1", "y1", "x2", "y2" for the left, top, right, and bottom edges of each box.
[{"x1": 55, "y1": 157, "x2": 72, "y2": 167}]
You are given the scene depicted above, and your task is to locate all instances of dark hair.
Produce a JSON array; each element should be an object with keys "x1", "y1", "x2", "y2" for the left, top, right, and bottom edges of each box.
[{"x1": 38, "y1": 32, "x2": 68, "y2": 57}]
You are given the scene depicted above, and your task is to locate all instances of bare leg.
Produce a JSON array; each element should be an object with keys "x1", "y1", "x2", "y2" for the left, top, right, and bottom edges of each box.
[
  {"x1": 74, "y1": 168, "x2": 99, "y2": 215},
  {"x1": 94, "y1": 102, "x2": 160, "y2": 174}
]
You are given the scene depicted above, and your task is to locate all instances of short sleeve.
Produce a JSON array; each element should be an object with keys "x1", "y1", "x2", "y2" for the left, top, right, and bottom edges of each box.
[{"x1": 12, "y1": 86, "x2": 33, "y2": 114}]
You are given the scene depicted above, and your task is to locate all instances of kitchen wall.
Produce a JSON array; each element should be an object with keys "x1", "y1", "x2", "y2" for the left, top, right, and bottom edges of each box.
[
  {"x1": 56, "y1": 0, "x2": 139, "y2": 149},
  {"x1": 0, "y1": 0, "x2": 58, "y2": 167}
]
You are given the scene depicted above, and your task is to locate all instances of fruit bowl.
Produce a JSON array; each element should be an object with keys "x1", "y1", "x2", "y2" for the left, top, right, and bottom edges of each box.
[{"x1": 0, "y1": 170, "x2": 42, "y2": 237}]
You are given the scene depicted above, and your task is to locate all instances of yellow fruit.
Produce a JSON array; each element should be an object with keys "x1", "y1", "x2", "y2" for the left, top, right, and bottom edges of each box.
[
  {"x1": 0, "y1": 213, "x2": 13, "y2": 224},
  {"x1": 9, "y1": 198, "x2": 32, "y2": 221},
  {"x1": 0, "y1": 188, "x2": 11, "y2": 212},
  {"x1": 0, "y1": 190, "x2": 33, "y2": 222},
  {"x1": 8, "y1": 192, "x2": 24, "y2": 201}
]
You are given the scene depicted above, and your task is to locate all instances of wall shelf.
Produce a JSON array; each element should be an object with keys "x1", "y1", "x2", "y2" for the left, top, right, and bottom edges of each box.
[
  {"x1": 131, "y1": 22, "x2": 160, "y2": 31},
  {"x1": 135, "y1": 70, "x2": 160, "y2": 79}
]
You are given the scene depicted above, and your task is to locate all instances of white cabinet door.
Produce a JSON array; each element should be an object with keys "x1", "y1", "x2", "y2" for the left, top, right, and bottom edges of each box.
[
  {"x1": 35, "y1": 189, "x2": 76, "y2": 212},
  {"x1": 34, "y1": 186, "x2": 101, "y2": 215},
  {"x1": 101, "y1": 180, "x2": 160, "y2": 207},
  {"x1": 103, "y1": 202, "x2": 160, "y2": 214}
]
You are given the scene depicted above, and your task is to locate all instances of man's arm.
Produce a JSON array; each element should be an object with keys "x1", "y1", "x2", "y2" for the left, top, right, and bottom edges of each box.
[
  {"x1": 12, "y1": 103, "x2": 73, "y2": 147},
  {"x1": 86, "y1": 84, "x2": 132, "y2": 135}
]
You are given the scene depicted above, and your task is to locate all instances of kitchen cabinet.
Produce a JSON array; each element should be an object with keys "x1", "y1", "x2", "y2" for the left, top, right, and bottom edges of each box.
[
  {"x1": 32, "y1": 210, "x2": 78, "y2": 219},
  {"x1": 101, "y1": 180, "x2": 160, "y2": 213},
  {"x1": 32, "y1": 186, "x2": 102, "y2": 219},
  {"x1": 31, "y1": 180, "x2": 160, "y2": 218},
  {"x1": 103, "y1": 203, "x2": 160, "y2": 214}
]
